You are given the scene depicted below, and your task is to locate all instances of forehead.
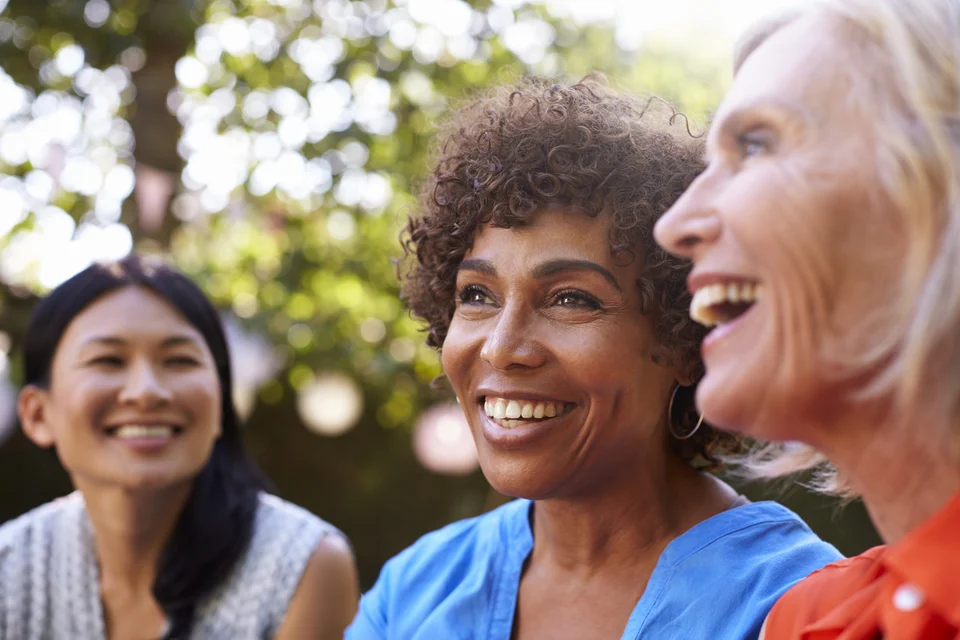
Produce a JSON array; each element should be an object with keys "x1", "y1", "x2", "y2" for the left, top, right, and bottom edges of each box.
[
  {"x1": 717, "y1": 13, "x2": 865, "y2": 129},
  {"x1": 59, "y1": 286, "x2": 202, "y2": 347},
  {"x1": 468, "y1": 207, "x2": 617, "y2": 262}
]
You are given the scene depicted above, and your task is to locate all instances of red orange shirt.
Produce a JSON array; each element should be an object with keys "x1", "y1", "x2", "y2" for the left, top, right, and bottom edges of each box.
[{"x1": 765, "y1": 491, "x2": 960, "y2": 639}]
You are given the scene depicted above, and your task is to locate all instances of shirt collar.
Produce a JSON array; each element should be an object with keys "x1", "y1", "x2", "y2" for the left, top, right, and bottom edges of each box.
[{"x1": 883, "y1": 489, "x2": 960, "y2": 626}]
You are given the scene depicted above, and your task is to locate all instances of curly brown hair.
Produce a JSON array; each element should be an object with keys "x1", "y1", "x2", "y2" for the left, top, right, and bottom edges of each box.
[{"x1": 401, "y1": 77, "x2": 743, "y2": 467}]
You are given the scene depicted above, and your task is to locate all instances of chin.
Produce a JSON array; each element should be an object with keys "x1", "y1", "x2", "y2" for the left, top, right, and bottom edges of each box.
[
  {"x1": 111, "y1": 464, "x2": 199, "y2": 493},
  {"x1": 479, "y1": 457, "x2": 564, "y2": 502},
  {"x1": 697, "y1": 365, "x2": 778, "y2": 440},
  {"x1": 699, "y1": 364, "x2": 826, "y2": 444}
]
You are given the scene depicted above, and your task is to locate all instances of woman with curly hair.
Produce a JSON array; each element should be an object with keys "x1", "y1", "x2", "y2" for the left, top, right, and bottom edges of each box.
[{"x1": 346, "y1": 78, "x2": 840, "y2": 640}]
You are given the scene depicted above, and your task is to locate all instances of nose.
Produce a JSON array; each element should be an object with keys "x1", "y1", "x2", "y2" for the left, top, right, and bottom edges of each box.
[
  {"x1": 654, "y1": 173, "x2": 722, "y2": 261},
  {"x1": 479, "y1": 302, "x2": 546, "y2": 371},
  {"x1": 118, "y1": 360, "x2": 173, "y2": 408}
]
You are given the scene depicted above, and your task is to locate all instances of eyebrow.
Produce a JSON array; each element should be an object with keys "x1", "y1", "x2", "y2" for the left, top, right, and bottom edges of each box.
[
  {"x1": 458, "y1": 258, "x2": 622, "y2": 292},
  {"x1": 80, "y1": 335, "x2": 202, "y2": 349},
  {"x1": 706, "y1": 97, "x2": 809, "y2": 158}
]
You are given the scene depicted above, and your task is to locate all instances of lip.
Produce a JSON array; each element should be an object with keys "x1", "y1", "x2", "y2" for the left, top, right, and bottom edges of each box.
[
  {"x1": 475, "y1": 388, "x2": 572, "y2": 405},
  {"x1": 101, "y1": 420, "x2": 184, "y2": 454},
  {"x1": 477, "y1": 402, "x2": 576, "y2": 451},
  {"x1": 701, "y1": 299, "x2": 760, "y2": 357},
  {"x1": 687, "y1": 270, "x2": 761, "y2": 296},
  {"x1": 107, "y1": 432, "x2": 180, "y2": 454},
  {"x1": 102, "y1": 420, "x2": 184, "y2": 432}
]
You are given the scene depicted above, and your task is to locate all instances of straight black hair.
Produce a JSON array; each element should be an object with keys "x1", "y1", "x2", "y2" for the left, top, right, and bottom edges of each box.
[{"x1": 22, "y1": 255, "x2": 267, "y2": 639}]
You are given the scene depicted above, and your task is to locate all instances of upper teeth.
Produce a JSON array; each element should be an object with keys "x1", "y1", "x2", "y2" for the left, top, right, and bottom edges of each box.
[
  {"x1": 483, "y1": 397, "x2": 568, "y2": 426},
  {"x1": 690, "y1": 282, "x2": 764, "y2": 327},
  {"x1": 112, "y1": 425, "x2": 176, "y2": 439}
]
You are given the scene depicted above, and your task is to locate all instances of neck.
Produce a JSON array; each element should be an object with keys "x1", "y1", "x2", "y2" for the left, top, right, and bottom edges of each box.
[
  {"x1": 530, "y1": 448, "x2": 736, "y2": 574},
  {"x1": 76, "y1": 479, "x2": 193, "y2": 594},
  {"x1": 815, "y1": 408, "x2": 960, "y2": 543}
]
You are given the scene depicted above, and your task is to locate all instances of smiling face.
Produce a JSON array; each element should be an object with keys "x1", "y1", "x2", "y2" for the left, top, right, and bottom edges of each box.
[
  {"x1": 441, "y1": 208, "x2": 681, "y2": 499},
  {"x1": 19, "y1": 286, "x2": 222, "y2": 491},
  {"x1": 654, "y1": 14, "x2": 908, "y2": 443}
]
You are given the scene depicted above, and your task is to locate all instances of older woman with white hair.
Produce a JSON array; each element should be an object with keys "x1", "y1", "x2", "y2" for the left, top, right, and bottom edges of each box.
[{"x1": 655, "y1": 0, "x2": 960, "y2": 637}]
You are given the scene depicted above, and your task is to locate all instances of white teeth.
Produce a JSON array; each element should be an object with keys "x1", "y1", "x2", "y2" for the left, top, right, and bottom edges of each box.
[
  {"x1": 482, "y1": 397, "x2": 571, "y2": 428},
  {"x1": 112, "y1": 425, "x2": 175, "y2": 439},
  {"x1": 727, "y1": 283, "x2": 739, "y2": 303},
  {"x1": 689, "y1": 282, "x2": 764, "y2": 327}
]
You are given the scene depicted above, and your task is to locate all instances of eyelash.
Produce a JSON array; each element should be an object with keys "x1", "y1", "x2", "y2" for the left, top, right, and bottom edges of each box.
[
  {"x1": 458, "y1": 285, "x2": 492, "y2": 305},
  {"x1": 88, "y1": 356, "x2": 199, "y2": 367},
  {"x1": 456, "y1": 285, "x2": 602, "y2": 310},
  {"x1": 167, "y1": 356, "x2": 200, "y2": 367},
  {"x1": 552, "y1": 289, "x2": 602, "y2": 309},
  {"x1": 737, "y1": 132, "x2": 770, "y2": 158}
]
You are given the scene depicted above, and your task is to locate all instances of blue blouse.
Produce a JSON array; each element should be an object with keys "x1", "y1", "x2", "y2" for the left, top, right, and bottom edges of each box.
[{"x1": 347, "y1": 499, "x2": 841, "y2": 640}]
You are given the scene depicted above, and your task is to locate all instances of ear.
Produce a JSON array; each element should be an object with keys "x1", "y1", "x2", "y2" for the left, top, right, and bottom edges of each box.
[
  {"x1": 673, "y1": 363, "x2": 698, "y2": 388},
  {"x1": 18, "y1": 385, "x2": 57, "y2": 448}
]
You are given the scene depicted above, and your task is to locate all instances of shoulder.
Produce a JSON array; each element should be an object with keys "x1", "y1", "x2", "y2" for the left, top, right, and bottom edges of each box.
[
  {"x1": 765, "y1": 546, "x2": 886, "y2": 635},
  {"x1": 681, "y1": 501, "x2": 843, "y2": 586},
  {"x1": 682, "y1": 501, "x2": 842, "y2": 564},
  {"x1": 376, "y1": 498, "x2": 527, "y2": 585},
  {"x1": 196, "y1": 494, "x2": 350, "y2": 636},
  {"x1": 0, "y1": 494, "x2": 87, "y2": 637},
  {"x1": 645, "y1": 501, "x2": 844, "y2": 638},
  {"x1": 0, "y1": 493, "x2": 84, "y2": 555},
  {"x1": 253, "y1": 492, "x2": 338, "y2": 536},
  {"x1": 346, "y1": 500, "x2": 530, "y2": 639},
  {"x1": 273, "y1": 534, "x2": 359, "y2": 640},
  {"x1": 246, "y1": 493, "x2": 346, "y2": 578}
]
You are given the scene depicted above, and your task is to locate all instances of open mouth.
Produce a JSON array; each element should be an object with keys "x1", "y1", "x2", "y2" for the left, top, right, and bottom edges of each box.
[
  {"x1": 104, "y1": 424, "x2": 184, "y2": 440},
  {"x1": 689, "y1": 282, "x2": 764, "y2": 328},
  {"x1": 482, "y1": 396, "x2": 574, "y2": 429}
]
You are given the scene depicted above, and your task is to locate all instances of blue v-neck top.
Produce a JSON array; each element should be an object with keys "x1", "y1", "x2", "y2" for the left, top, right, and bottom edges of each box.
[{"x1": 346, "y1": 499, "x2": 841, "y2": 640}]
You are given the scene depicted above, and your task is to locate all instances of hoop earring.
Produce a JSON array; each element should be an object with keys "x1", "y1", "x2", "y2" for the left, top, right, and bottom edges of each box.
[{"x1": 667, "y1": 384, "x2": 704, "y2": 441}]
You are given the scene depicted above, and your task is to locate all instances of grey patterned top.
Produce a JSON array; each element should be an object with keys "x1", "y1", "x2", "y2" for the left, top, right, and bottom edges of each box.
[{"x1": 0, "y1": 492, "x2": 339, "y2": 639}]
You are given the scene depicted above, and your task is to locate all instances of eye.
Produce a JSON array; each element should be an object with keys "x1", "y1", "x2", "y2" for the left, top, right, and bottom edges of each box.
[
  {"x1": 737, "y1": 131, "x2": 771, "y2": 158},
  {"x1": 553, "y1": 290, "x2": 602, "y2": 309},
  {"x1": 89, "y1": 355, "x2": 124, "y2": 367},
  {"x1": 458, "y1": 285, "x2": 493, "y2": 306},
  {"x1": 166, "y1": 356, "x2": 201, "y2": 367}
]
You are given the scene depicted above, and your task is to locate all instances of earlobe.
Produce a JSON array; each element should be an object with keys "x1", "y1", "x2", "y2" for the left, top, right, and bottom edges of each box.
[{"x1": 18, "y1": 386, "x2": 56, "y2": 448}]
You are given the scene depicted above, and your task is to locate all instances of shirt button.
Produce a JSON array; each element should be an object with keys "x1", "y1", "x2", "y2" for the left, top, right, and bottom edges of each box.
[{"x1": 892, "y1": 583, "x2": 925, "y2": 612}]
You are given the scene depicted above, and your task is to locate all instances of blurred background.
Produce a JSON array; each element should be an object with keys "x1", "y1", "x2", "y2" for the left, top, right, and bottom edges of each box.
[{"x1": 0, "y1": 0, "x2": 880, "y2": 588}]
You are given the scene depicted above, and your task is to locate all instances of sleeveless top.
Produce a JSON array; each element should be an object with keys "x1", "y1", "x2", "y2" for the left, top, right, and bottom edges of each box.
[
  {"x1": 347, "y1": 498, "x2": 842, "y2": 640},
  {"x1": 0, "y1": 492, "x2": 340, "y2": 640}
]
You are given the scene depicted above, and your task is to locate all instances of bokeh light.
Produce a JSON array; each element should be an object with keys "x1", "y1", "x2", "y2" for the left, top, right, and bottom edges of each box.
[
  {"x1": 223, "y1": 316, "x2": 281, "y2": 420},
  {"x1": 412, "y1": 402, "x2": 479, "y2": 476},
  {"x1": 297, "y1": 371, "x2": 364, "y2": 436}
]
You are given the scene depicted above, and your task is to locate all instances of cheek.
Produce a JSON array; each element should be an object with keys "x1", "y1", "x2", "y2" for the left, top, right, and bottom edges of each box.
[
  {"x1": 173, "y1": 372, "x2": 222, "y2": 430},
  {"x1": 731, "y1": 164, "x2": 853, "y2": 364},
  {"x1": 51, "y1": 378, "x2": 117, "y2": 428},
  {"x1": 439, "y1": 321, "x2": 472, "y2": 384}
]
